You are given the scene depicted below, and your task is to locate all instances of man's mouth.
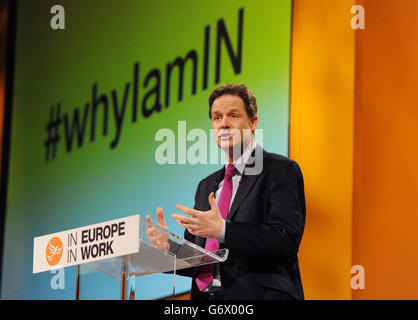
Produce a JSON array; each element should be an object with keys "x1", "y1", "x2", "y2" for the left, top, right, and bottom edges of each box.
[{"x1": 219, "y1": 132, "x2": 234, "y2": 139}]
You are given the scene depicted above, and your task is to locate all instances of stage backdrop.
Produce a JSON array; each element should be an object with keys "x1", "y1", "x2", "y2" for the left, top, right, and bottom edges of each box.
[{"x1": 1, "y1": 0, "x2": 292, "y2": 299}]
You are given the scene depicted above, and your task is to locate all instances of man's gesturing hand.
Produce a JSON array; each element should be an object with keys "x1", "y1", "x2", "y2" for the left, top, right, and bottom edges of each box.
[
  {"x1": 146, "y1": 207, "x2": 169, "y2": 251},
  {"x1": 172, "y1": 192, "x2": 223, "y2": 239}
]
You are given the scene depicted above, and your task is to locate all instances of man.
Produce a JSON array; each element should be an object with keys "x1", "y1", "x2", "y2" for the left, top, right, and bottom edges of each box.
[{"x1": 147, "y1": 84, "x2": 306, "y2": 300}]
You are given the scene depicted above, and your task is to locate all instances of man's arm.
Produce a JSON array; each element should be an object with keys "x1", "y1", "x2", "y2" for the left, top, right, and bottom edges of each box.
[
  {"x1": 171, "y1": 159, "x2": 306, "y2": 260},
  {"x1": 224, "y1": 160, "x2": 306, "y2": 260}
]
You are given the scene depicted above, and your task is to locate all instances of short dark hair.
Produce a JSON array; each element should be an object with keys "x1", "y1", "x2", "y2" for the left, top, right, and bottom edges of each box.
[{"x1": 208, "y1": 84, "x2": 257, "y2": 119}]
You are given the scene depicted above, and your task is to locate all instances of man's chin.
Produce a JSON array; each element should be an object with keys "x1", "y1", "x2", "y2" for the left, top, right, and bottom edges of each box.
[
  {"x1": 219, "y1": 140, "x2": 239, "y2": 151},
  {"x1": 219, "y1": 141, "x2": 247, "y2": 158}
]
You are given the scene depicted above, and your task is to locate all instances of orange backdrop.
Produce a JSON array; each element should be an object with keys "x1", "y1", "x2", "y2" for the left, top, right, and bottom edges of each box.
[
  {"x1": 352, "y1": 0, "x2": 418, "y2": 300},
  {"x1": 291, "y1": 0, "x2": 418, "y2": 299},
  {"x1": 290, "y1": 0, "x2": 355, "y2": 300}
]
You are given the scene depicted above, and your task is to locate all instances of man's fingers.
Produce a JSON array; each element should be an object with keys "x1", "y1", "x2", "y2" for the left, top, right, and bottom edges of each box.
[
  {"x1": 177, "y1": 215, "x2": 194, "y2": 224},
  {"x1": 175, "y1": 204, "x2": 201, "y2": 217},
  {"x1": 172, "y1": 214, "x2": 197, "y2": 225},
  {"x1": 208, "y1": 192, "x2": 217, "y2": 209},
  {"x1": 145, "y1": 215, "x2": 154, "y2": 228},
  {"x1": 156, "y1": 207, "x2": 167, "y2": 228}
]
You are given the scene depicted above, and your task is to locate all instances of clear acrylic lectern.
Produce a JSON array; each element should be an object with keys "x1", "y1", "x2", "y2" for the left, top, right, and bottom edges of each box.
[{"x1": 75, "y1": 215, "x2": 228, "y2": 300}]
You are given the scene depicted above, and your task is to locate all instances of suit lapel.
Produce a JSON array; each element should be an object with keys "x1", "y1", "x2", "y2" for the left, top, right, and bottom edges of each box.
[
  {"x1": 226, "y1": 171, "x2": 259, "y2": 220},
  {"x1": 227, "y1": 146, "x2": 265, "y2": 220},
  {"x1": 210, "y1": 167, "x2": 226, "y2": 195}
]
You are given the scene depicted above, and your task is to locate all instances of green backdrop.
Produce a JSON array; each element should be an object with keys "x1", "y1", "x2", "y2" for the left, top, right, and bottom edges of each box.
[{"x1": 1, "y1": 0, "x2": 292, "y2": 299}]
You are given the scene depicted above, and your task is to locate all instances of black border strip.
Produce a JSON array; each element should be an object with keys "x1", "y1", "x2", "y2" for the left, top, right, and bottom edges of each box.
[{"x1": 0, "y1": 0, "x2": 17, "y2": 297}]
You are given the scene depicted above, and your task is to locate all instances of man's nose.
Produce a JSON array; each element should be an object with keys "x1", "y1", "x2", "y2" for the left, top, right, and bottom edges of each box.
[{"x1": 219, "y1": 116, "x2": 231, "y2": 129}]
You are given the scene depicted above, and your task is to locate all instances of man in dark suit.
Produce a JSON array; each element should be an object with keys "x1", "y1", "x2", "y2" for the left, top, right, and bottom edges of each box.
[{"x1": 147, "y1": 84, "x2": 306, "y2": 300}]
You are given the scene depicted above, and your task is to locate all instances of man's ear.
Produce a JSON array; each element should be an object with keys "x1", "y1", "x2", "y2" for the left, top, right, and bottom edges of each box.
[{"x1": 250, "y1": 115, "x2": 258, "y2": 134}]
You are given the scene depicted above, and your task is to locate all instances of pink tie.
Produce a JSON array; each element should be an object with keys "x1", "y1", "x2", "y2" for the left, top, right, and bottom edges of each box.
[{"x1": 196, "y1": 164, "x2": 235, "y2": 291}]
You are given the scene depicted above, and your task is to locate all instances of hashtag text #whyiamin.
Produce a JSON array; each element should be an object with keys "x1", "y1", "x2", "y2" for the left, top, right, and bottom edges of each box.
[{"x1": 43, "y1": 8, "x2": 244, "y2": 162}]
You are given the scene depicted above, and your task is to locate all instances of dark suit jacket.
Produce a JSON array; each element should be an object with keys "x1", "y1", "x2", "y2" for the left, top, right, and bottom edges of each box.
[{"x1": 177, "y1": 145, "x2": 306, "y2": 300}]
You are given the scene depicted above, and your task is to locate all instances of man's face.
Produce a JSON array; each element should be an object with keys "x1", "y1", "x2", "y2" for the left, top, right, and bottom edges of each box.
[{"x1": 210, "y1": 94, "x2": 258, "y2": 155}]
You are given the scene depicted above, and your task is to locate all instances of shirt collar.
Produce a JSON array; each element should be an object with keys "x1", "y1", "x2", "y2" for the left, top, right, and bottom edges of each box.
[{"x1": 225, "y1": 141, "x2": 257, "y2": 175}]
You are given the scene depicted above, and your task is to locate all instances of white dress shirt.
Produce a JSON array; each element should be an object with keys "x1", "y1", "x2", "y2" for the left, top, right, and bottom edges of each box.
[{"x1": 207, "y1": 141, "x2": 257, "y2": 289}]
